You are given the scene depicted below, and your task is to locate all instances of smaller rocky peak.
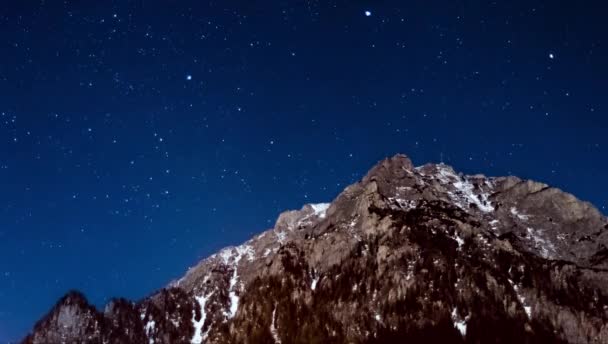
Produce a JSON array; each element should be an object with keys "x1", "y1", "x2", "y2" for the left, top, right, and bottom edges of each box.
[
  {"x1": 44, "y1": 291, "x2": 98, "y2": 322},
  {"x1": 22, "y1": 290, "x2": 103, "y2": 344},
  {"x1": 358, "y1": 155, "x2": 421, "y2": 203}
]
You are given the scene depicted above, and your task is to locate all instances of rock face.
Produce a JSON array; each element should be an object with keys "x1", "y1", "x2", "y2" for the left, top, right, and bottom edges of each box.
[{"x1": 23, "y1": 154, "x2": 608, "y2": 343}]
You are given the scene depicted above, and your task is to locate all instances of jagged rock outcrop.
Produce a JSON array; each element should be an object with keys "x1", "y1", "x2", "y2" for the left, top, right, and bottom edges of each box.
[{"x1": 23, "y1": 154, "x2": 608, "y2": 343}]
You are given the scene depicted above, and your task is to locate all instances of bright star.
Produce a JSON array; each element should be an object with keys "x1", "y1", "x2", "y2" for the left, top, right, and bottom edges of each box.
[{"x1": 365, "y1": 11, "x2": 372, "y2": 17}]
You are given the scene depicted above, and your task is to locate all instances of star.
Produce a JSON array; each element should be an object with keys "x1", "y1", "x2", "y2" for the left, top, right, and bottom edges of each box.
[{"x1": 365, "y1": 11, "x2": 372, "y2": 17}]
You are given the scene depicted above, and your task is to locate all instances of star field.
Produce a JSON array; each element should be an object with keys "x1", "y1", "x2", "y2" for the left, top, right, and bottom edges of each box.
[{"x1": 1, "y1": 1, "x2": 607, "y2": 341}]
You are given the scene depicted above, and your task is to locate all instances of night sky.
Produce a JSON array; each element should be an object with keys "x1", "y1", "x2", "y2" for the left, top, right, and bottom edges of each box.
[{"x1": 1, "y1": 0, "x2": 607, "y2": 341}]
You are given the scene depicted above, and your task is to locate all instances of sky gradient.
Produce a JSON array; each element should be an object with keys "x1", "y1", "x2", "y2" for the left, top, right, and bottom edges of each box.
[{"x1": 1, "y1": 0, "x2": 607, "y2": 341}]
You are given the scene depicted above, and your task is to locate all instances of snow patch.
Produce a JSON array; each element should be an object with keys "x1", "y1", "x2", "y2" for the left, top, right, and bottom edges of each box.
[
  {"x1": 220, "y1": 249, "x2": 233, "y2": 265},
  {"x1": 219, "y1": 244, "x2": 255, "y2": 265},
  {"x1": 437, "y1": 166, "x2": 494, "y2": 212},
  {"x1": 236, "y1": 244, "x2": 255, "y2": 262},
  {"x1": 451, "y1": 308, "x2": 469, "y2": 337},
  {"x1": 509, "y1": 279, "x2": 532, "y2": 318},
  {"x1": 452, "y1": 179, "x2": 494, "y2": 212},
  {"x1": 310, "y1": 203, "x2": 330, "y2": 218},
  {"x1": 191, "y1": 292, "x2": 213, "y2": 344},
  {"x1": 218, "y1": 244, "x2": 253, "y2": 319},
  {"x1": 291, "y1": 203, "x2": 331, "y2": 229},
  {"x1": 270, "y1": 306, "x2": 281, "y2": 344},
  {"x1": 144, "y1": 320, "x2": 156, "y2": 344},
  {"x1": 454, "y1": 234, "x2": 465, "y2": 248},
  {"x1": 388, "y1": 197, "x2": 417, "y2": 210},
  {"x1": 227, "y1": 268, "x2": 240, "y2": 318},
  {"x1": 405, "y1": 261, "x2": 415, "y2": 281},
  {"x1": 275, "y1": 230, "x2": 287, "y2": 244},
  {"x1": 311, "y1": 276, "x2": 319, "y2": 291},
  {"x1": 510, "y1": 207, "x2": 530, "y2": 221},
  {"x1": 526, "y1": 227, "x2": 555, "y2": 259}
]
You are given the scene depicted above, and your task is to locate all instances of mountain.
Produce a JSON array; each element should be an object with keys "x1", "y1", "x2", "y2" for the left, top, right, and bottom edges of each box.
[{"x1": 23, "y1": 154, "x2": 608, "y2": 343}]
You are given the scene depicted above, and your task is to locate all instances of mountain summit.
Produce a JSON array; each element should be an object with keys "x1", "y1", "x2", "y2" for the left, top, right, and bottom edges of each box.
[{"x1": 23, "y1": 154, "x2": 608, "y2": 343}]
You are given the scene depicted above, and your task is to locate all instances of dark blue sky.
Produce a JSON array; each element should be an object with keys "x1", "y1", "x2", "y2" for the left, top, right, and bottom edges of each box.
[{"x1": 1, "y1": 0, "x2": 607, "y2": 341}]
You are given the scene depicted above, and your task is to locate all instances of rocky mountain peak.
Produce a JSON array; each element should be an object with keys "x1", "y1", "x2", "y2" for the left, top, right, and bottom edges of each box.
[
  {"x1": 23, "y1": 154, "x2": 608, "y2": 344},
  {"x1": 362, "y1": 153, "x2": 415, "y2": 182},
  {"x1": 58, "y1": 290, "x2": 89, "y2": 307}
]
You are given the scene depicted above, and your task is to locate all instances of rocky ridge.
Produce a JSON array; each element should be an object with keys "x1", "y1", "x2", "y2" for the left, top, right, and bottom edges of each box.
[{"x1": 23, "y1": 154, "x2": 608, "y2": 343}]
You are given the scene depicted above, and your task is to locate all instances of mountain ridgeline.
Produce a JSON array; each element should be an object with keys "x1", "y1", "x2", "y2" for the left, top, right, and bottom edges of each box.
[{"x1": 23, "y1": 155, "x2": 608, "y2": 343}]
